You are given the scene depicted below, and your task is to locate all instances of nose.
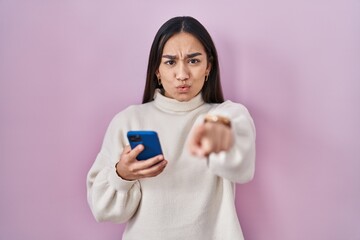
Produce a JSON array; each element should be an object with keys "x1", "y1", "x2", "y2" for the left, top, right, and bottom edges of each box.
[{"x1": 175, "y1": 62, "x2": 189, "y2": 81}]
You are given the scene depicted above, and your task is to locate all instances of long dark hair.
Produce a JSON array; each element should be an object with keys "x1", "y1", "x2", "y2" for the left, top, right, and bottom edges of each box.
[{"x1": 142, "y1": 16, "x2": 224, "y2": 103}]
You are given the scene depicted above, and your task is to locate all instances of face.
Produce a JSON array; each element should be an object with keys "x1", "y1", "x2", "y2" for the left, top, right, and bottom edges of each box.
[{"x1": 156, "y1": 32, "x2": 211, "y2": 102}]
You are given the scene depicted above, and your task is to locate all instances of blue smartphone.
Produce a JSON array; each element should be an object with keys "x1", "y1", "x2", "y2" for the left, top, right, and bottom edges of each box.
[{"x1": 127, "y1": 131, "x2": 163, "y2": 160}]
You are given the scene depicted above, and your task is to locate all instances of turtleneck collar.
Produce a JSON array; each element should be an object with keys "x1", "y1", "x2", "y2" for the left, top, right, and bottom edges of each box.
[{"x1": 153, "y1": 89, "x2": 205, "y2": 112}]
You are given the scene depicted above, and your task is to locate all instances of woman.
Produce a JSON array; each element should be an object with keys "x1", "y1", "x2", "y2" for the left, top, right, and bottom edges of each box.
[{"x1": 87, "y1": 16, "x2": 256, "y2": 240}]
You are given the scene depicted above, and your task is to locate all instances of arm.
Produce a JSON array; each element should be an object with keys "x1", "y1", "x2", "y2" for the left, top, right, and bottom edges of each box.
[
  {"x1": 86, "y1": 115, "x2": 141, "y2": 223},
  {"x1": 189, "y1": 101, "x2": 256, "y2": 183}
]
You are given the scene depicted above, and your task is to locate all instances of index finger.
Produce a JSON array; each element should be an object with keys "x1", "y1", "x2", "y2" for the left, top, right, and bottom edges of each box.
[{"x1": 188, "y1": 124, "x2": 206, "y2": 155}]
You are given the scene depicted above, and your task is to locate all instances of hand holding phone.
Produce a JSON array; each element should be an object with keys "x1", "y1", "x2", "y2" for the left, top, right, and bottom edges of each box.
[
  {"x1": 115, "y1": 131, "x2": 166, "y2": 180},
  {"x1": 116, "y1": 145, "x2": 167, "y2": 181}
]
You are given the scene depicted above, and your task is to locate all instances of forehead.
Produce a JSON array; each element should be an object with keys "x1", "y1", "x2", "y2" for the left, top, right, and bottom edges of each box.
[{"x1": 162, "y1": 32, "x2": 206, "y2": 54}]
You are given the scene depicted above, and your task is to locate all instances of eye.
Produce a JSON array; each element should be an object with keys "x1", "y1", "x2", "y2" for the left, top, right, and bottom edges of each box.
[
  {"x1": 188, "y1": 58, "x2": 200, "y2": 64},
  {"x1": 165, "y1": 60, "x2": 176, "y2": 65}
]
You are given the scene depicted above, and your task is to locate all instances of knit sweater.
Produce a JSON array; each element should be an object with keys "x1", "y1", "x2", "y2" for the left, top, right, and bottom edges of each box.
[{"x1": 87, "y1": 90, "x2": 256, "y2": 240}]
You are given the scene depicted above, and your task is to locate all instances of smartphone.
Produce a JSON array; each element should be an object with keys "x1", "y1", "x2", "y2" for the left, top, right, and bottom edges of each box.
[{"x1": 127, "y1": 131, "x2": 163, "y2": 160}]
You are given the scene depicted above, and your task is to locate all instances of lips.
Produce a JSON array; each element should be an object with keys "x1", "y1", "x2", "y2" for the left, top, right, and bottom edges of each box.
[
  {"x1": 176, "y1": 84, "x2": 191, "y2": 92},
  {"x1": 177, "y1": 84, "x2": 190, "y2": 88}
]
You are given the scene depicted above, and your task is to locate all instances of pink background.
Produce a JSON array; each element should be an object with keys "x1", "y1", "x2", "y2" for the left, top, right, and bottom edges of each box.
[{"x1": 1, "y1": 0, "x2": 359, "y2": 239}]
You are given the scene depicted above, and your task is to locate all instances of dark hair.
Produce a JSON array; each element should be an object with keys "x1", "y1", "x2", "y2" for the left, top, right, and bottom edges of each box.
[{"x1": 142, "y1": 16, "x2": 224, "y2": 103}]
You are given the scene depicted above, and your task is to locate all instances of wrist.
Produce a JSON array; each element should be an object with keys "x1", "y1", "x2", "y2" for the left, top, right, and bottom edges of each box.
[
  {"x1": 115, "y1": 162, "x2": 122, "y2": 178},
  {"x1": 204, "y1": 114, "x2": 231, "y2": 128}
]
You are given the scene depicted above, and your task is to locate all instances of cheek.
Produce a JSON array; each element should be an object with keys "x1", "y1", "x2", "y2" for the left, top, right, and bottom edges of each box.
[
  {"x1": 194, "y1": 65, "x2": 207, "y2": 76},
  {"x1": 158, "y1": 66, "x2": 171, "y2": 78},
  {"x1": 193, "y1": 70, "x2": 206, "y2": 82},
  {"x1": 194, "y1": 80, "x2": 205, "y2": 90}
]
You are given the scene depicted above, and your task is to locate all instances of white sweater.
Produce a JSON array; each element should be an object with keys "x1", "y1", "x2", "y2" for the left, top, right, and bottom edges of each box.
[{"x1": 87, "y1": 90, "x2": 256, "y2": 240}]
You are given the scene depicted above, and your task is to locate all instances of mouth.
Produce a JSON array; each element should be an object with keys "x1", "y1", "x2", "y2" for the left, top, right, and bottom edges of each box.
[{"x1": 176, "y1": 84, "x2": 191, "y2": 92}]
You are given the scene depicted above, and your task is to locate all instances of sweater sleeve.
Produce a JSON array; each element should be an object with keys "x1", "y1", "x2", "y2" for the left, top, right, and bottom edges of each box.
[
  {"x1": 206, "y1": 101, "x2": 256, "y2": 183},
  {"x1": 86, "y1": 114, "x2": 141, "y2": 223}
]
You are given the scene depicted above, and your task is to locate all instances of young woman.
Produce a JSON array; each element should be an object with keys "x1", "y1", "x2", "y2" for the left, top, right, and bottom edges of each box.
[{"x1": 87, "y1": 16, "x2": 256, "y2": 240}]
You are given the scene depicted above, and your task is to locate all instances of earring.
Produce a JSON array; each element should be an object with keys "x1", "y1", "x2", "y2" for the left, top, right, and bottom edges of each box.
[
  {"x1": 157, "y1": 78, "x2": 162, "y2": 86},
  {"x1": 205, "y1": 75, "x2": 209, "y2": 82}
]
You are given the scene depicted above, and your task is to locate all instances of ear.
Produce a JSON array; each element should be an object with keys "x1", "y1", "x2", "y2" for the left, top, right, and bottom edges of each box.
[
  {"x1": 206, "y1": 62, "x2": 212, "y2": 75},
  {"x1": 155, "y1": 70, "x2": 160, "y2": 79}
]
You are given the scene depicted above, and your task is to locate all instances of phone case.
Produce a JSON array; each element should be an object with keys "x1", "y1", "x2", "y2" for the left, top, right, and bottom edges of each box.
[{"x1": 127, "y1": 131, "x2": 163, "y2": 160}]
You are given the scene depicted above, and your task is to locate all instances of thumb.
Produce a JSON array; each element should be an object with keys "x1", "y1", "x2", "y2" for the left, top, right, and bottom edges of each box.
[{"x1": 128, "y1": 144, "x2": 144, "y2": 160}]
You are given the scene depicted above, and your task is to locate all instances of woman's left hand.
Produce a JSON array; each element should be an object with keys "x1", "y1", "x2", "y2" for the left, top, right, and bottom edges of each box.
[{"x1": 188, "y1": 121, "x2": 234, "y2": 157}]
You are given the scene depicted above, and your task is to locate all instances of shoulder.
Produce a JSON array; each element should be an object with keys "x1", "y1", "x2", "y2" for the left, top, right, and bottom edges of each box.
[
  {"x1": 110, "y1": 102, "x2": 154, "y2": 124},
  {"x1": 103, "y1": 102, "x2": 155, "y2": 135}
]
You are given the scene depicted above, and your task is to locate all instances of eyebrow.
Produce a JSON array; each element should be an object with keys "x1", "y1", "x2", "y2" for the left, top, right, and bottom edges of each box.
[{"x1": 162, "y1": 52, "x2": 203, "y2": 59}]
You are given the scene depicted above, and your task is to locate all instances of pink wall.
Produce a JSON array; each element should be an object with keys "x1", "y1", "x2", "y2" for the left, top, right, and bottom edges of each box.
[{"x1": 1, "y1": 0, "x2": 359, "y2": 239}]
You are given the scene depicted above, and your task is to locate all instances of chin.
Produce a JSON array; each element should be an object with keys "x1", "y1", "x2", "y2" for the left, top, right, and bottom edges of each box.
[
  {"x1": 165, "y1": 91, "x2": 194, "y2": 102},
  {"x1": 175, "y1": 95, "x2": 193, "y2": 102}
]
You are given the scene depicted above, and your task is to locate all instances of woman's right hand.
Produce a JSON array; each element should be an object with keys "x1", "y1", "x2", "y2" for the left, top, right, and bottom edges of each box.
[{"x1": 115, "y1": 145, "x2": 167, "y2": 181}]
